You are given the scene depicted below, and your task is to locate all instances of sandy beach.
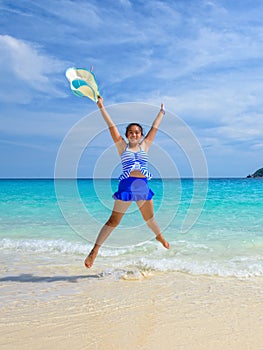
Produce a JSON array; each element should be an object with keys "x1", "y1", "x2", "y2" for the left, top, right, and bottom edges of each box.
[{"x1": 1, "y1": 263, "x2": 262, "y2": 350}]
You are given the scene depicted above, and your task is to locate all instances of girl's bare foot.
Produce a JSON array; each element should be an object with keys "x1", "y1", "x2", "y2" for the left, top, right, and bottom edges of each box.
[
  {"x1": 156, "y1": 233, "x2": 170, "y2": 249},
  {"x1": 84, "y1": 246, "x2": 99, "y2": 268}
]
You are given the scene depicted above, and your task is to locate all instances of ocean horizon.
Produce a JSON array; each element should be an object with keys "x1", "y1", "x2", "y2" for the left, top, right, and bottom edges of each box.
[{"x1": 1, "y1": 178, "x2": 262, "y2": 279}]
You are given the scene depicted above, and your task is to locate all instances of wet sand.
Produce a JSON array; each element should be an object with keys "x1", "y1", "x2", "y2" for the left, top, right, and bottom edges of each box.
[{"x1": 1, "y1": 266, "x2": 262, "y2": 350}]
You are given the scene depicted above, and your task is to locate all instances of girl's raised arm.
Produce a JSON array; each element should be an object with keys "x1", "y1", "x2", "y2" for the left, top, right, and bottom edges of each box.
[
  {"x1": 97, "y1": 97, "x2": 126, "y2": 153},
  {"x1": 142, "y1": 103, "x2": 165, "y2": 152}
]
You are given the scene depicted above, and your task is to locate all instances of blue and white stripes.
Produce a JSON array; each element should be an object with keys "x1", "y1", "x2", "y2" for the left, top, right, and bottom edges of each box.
[{"x1": 119, "y1": 147, "x2": 152, "y2": 180}]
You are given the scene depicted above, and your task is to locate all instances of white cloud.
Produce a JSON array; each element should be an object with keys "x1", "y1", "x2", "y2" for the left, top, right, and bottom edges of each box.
[
  {"x1": 0, "y1": 138, "x2": 49, "y2": 151},
  {"x1": 0, "y1": 35, "x2": 67, "y2": 102}
]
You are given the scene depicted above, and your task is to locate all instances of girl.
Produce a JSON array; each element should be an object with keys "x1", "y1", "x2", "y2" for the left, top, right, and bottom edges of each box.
[{"x1": 85, "y1": 97, "x2": 170, "y2": 268}]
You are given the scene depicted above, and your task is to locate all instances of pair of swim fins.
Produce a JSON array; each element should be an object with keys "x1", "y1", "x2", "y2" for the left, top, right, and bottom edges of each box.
[{"x1": 65, "y1": 67, "x2": 100, "y2": 102}]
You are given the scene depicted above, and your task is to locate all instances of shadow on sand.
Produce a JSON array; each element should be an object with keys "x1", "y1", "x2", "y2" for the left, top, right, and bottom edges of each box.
[{"x1": 0, "y1": 273, "x2": 103, "y2": 283}]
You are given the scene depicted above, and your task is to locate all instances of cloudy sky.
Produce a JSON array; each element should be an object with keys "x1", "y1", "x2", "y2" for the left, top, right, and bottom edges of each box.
[{"x1": 1, "y1": 0, "x2": 263, "y2": 178}]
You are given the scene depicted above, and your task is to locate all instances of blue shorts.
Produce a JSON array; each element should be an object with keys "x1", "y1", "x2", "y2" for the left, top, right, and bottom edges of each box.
[{"x1": 113, "y1": 177, "x2": 154, "y2": 201}]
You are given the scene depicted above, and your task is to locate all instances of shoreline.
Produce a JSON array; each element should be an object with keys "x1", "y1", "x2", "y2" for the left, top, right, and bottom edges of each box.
[{"x1": 1, "y1": 269, "x2": 262, "y2": 350}]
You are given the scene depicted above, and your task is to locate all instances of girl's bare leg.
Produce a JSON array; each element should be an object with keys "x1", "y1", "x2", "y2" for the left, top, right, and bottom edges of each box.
[
  {"x1": 84, "y1": 200, "x2": 131, "y2": 268},
  {"x1": 136, "y1": 200, "x2": 170, "y2": 249}
]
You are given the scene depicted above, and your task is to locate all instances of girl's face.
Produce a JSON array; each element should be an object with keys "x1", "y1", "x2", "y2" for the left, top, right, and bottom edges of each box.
[{"x1": 126, "y1": 125, "x2": 142, "y2": 143}]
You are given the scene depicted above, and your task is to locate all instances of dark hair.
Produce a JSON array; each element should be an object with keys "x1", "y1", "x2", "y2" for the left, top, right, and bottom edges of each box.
[{"x1": 125, "y1": 123, "x2": 144, "y2": 137}]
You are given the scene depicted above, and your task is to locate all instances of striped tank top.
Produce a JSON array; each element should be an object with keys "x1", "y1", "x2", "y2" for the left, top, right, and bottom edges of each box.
[{"x1": 119, "y1": 145, "x2": 152, "y2": 180}]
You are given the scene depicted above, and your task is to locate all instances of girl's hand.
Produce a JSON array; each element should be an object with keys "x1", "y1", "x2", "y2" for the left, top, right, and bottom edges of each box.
[
  {"x1": 160, "y1": 103, "x2": 165, "y2": 114},
  {"x1": 97, "y1": 97, "x2": 104, "y2": 109}
]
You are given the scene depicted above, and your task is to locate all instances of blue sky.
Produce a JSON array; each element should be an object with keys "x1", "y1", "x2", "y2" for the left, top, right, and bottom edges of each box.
[{"x1": 0, "y1": 0, "x2": 263, "y2": 178}]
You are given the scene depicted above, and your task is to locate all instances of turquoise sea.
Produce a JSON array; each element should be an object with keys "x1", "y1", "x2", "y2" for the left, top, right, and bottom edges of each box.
[{"x1": 0, "y1": 178, "x2": 262, "y2": 278}]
